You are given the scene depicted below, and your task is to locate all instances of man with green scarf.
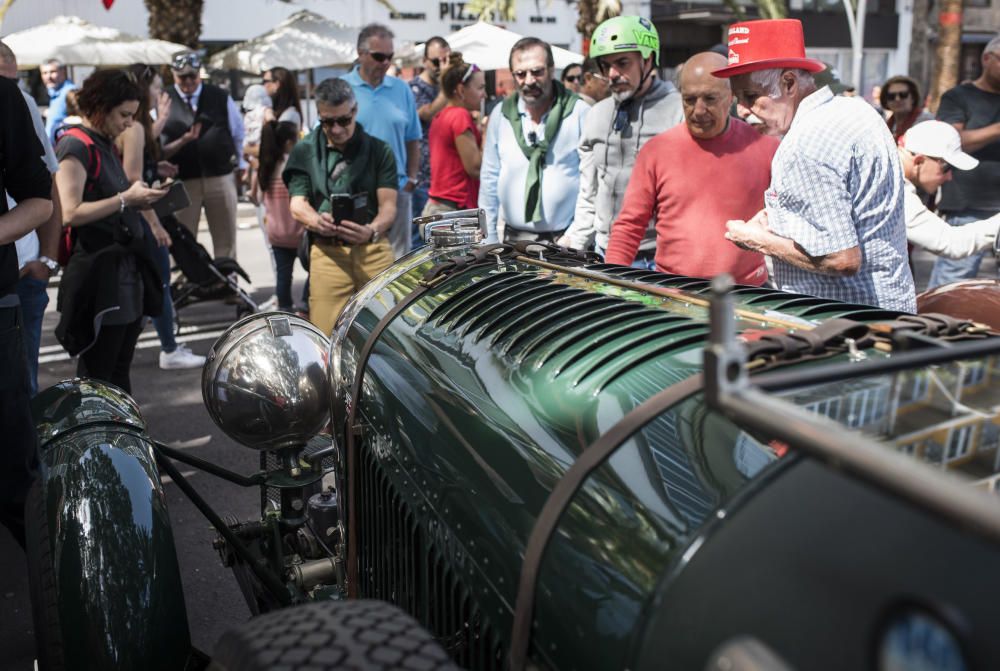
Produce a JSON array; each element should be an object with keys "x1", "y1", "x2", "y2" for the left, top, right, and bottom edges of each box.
[{"x1": 479, "y1": 37, "x2": 589, "y2": 243}]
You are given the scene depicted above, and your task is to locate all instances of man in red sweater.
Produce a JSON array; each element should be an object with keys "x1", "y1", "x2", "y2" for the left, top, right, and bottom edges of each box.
[{"x1": 604, "y1": 51, "x2": 779, "y2": 285}]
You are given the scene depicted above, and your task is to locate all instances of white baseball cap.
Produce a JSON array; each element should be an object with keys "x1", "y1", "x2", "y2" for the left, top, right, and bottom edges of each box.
[{"x1": 902, "y1": 120, "x2": 979, "y2": 171}]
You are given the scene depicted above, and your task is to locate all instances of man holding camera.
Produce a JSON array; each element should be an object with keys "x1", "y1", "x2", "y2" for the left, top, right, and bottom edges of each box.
[
  {"x1": 283, "y1": 78, "x2": 397, "y2": 335},
  {"x1": 161, "y1": 51, "x2": 245, "y2": 260}
]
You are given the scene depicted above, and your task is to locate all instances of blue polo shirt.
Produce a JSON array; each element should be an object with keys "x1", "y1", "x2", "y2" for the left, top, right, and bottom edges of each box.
[{"x1": 343, "y1": 67, "x2": 422, "y2": 189}]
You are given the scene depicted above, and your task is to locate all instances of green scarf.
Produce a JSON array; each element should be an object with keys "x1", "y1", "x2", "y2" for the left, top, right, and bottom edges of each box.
[{"x1": 501, "y1": 80, "x2": 579, "y2": 224}]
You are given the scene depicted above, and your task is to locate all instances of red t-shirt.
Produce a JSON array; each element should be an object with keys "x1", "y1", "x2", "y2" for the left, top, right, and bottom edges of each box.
[
  {"x1": 605, "y1": 119, "x2": 779, "y2": 286},
  {"x1": 428, "y1": 106, "x2": 481, "y2": 209}
]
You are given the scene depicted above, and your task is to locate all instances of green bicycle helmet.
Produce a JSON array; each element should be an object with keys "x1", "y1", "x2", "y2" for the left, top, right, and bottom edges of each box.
[{"x1": 590, "y1": 16, "x2": 660, "y2": 67}]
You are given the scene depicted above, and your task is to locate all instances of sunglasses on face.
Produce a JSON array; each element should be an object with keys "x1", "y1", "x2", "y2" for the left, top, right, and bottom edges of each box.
[
  {"x1": 933, "y1": 157, "x2": 953, "y2": 173},
  {"x1": 563, "y1": 74, "x2": 581, "y2": 83},
  {"x1": 319, "y1": 108, "x2": 357, "y2": 128},
  {"x1": 428, "y1": 57, "x2": 442, "y2": 68},
  {"x1": 367, "y1": 51, "x2": 394, "y2": 63},
  {"x1": 513, "y1": 67, "x2": 547, "y2": 80},
  {"x1": 886, "y1": 91, "x2": 910, "y2": 101},
  {"x1": 262, "y1": 76, "x2": 275, "y2": 84},
  {"x1": 177, "y1": 72, "x2": 199, "y2": 81}
]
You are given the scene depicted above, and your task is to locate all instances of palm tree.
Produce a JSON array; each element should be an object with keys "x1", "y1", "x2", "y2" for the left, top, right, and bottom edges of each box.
[
  {"x1": 576, "y1": 0, "x2": 621, "y2": 52},
  {"x1": 144, "y1": 0, "x2": 204, "y2": 48},
  {"x1": 927, "y1": 0, "x2": 962, "y2": 112}
]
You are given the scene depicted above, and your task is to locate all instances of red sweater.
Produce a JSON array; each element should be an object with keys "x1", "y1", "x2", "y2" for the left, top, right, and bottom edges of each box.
[{"x1": 605, "y1": 119, "x2": 778, "y2": 286}]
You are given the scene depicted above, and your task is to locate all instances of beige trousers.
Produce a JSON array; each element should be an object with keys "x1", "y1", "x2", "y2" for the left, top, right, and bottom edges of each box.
[
  {"x1": 174, "y1": 174, "x2": 239, "y2": 260},
  {"x1": 309, "y1": 238, "x2": 394, "y2": 336}
]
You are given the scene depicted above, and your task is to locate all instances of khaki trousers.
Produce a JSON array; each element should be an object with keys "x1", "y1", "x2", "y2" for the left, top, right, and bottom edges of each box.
[
  {"x1": 175, "y1": 174, "x2": 239, "y2": 260},
  {"x1": 309, "y1": 238, "x2": 394, "y2": 336}
]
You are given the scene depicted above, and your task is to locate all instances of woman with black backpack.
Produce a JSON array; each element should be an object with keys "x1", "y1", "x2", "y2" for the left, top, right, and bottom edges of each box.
[{"x1": 54, "y1": 69, "x2": 167, "y2": 393}]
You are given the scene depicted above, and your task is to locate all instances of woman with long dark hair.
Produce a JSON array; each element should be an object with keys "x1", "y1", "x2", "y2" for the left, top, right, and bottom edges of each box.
[
  {"x1": 263, "y1": 66, "x2": 303, "y2": 130},
  {"x1": 880, "y1": 75, "x2": 934, "y2": 143},
  {"x1": 55, "y1": 68, "x2": 167, "y2": 392},
  {"x1": 256, "y1": 120, "x2": 305, "y2": 313},
  {"x1": 117, "y1": 63, "x2": 205, "y2": 370},
  {"x1": 424, "y1": 53, "x2": 486, "y2": 216}
]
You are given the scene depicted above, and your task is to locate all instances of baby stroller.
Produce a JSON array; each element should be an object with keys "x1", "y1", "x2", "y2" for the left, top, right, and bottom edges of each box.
[{"x1": 159, "y1": 216, "x2": 258, "y2": 326}]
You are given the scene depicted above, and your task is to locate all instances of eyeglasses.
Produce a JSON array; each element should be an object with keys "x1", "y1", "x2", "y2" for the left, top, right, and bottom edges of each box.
[
  {"x1": 563, "y1": 75, "x2": 581, "y2": 83},
  {"x1": 319, "y1": 107, "x2": 357, "y2": 129},
  {"x1": 512, "y1": 67, "x2": 547, "y2": 81},
  {"x1": 171, "y1": 52, "x2": 202, "y2": 71},
  {"x1": 367, "y1": 51, "x2": 394, "y2": 63},
  {"x1": 461, "y1": 63, "x2": 481, "y2": 84},
  {"x1": 886, "y1": 91, "x2": 910, "y2": 101}
]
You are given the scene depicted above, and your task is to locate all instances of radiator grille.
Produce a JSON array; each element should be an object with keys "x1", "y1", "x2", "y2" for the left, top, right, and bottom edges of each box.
[{"x1": 358, "y1": 447, "x2": 506, "y2": 670}]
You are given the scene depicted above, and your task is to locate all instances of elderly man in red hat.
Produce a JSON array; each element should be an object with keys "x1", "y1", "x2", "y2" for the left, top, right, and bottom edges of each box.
[{"x1": 716, "y1": 19, "x2": 916, "y2": 313}]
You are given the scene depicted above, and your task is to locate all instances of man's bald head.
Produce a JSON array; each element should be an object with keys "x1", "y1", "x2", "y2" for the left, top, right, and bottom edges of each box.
[{"x1": 679, "y1": 51, "x2": 733, "y2": 140}]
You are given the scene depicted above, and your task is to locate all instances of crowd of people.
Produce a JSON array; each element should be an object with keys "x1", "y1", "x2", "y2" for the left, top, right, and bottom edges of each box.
[{"x1": 1, "y1": 16, "x2": 999, "y2": 548}]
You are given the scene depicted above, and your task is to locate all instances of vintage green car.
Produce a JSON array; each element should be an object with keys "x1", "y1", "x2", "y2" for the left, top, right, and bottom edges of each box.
[{"x1": 27, "y1": 211, "x2": 1000, "y2": 670}]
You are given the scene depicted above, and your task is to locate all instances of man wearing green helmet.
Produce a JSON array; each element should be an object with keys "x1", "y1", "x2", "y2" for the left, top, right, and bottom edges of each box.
[{"x1": 559, "y1": 15, "x2": 683, "y2": 263}]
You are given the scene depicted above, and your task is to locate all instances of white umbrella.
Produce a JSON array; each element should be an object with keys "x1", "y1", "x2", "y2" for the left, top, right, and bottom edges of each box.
[
  {"x1": 3, "y1": 15, "x2": 188, "y2": 68},
  {"x1": 442, "y1": 21, "x2": 584, "y2": 71},
  {"x1": 207, "y1": 10, "x2": 357, "y2": 72}
]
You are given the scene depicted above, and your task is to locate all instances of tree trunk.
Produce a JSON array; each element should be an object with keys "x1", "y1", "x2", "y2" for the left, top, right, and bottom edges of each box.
[
  {"x1": 577, "y1": 0, "x2": 598, "y2": 54},
  {"x1": 927, "y1": 0, "x2": 962, "y2": 113},
  {"x1": 908, "y1": 0, "x2": 932, "y2": 96},
  {"x1": 144, "y1": 0, "x2": 204, "y2": 49}
]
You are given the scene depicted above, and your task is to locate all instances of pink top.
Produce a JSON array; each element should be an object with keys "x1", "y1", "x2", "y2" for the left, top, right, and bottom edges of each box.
[
  {"x1": 263, "y1": 156, "x2": 303, "y2": 249},
  {"x1": 605, "y1": 119, "x2": 778, "y2": 286}
]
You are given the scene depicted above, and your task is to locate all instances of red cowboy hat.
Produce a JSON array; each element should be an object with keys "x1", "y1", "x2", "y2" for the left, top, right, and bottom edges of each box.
[{"x1": 712, "y1": 19, "x2": 825, "y2": 78}]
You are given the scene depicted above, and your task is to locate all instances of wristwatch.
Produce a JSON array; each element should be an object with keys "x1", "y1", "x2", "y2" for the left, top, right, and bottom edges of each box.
[
  {"x1": 406, "y1": 177, "x2": 419, "y2": 188},
  {"x1": 38, "y1": 255, "x2": 60, "y2": 275},
  {"x1": 369, "y1": 226, "x2": 382, "y2": 243}
]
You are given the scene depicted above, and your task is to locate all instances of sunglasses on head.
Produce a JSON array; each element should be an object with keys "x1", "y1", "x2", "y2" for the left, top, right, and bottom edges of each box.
[
  {"x1": 367, "y1": 51, "x2": 394, "y2": 63},
  {"x1": 320, "y1": 107, "x2": 357, "y2": 129},
  {"x1": 171, "y1": 52, "x2": 202, "y2": 71},
  {"x1": 886, "y1": 91, "x2": 910, "y2": 101},
  {"x1": 461, "y1": 63, "x2": 481, "y2": 84}
]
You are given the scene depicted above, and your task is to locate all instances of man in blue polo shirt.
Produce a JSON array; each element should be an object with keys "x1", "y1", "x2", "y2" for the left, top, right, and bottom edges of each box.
[{"x1": 344, "y1": 23, "x2": 422, "y2": 259}]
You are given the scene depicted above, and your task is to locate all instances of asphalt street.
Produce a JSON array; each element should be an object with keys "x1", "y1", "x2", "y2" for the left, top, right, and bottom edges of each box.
[{"x1": 0, "y1": 202, "x2": 994, "y2": 669}]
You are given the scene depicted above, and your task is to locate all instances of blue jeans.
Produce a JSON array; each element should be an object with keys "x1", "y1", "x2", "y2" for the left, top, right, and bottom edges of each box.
[
  {"x1": 410, "y1": 183, "x2": 429, "y2": 250},
  {"x1": 928, "y1": 211, "x2": 997, "y2": 288},
  {"x1": 151, "y1": 242, "x2": 177, "y2": 352},
  {"x1": 15, "y1": 274, "x2": 49, "y2": 397},
  {"x1": 272, "y1": 245, "x2": 306, "y2": 310}
]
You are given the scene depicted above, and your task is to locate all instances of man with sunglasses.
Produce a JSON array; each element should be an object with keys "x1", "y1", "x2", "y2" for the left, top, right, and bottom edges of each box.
[
  {"x1": 409, "y1": 36, "x2": 451, "y2": 247},
  {"x1": 898, "y1": 121, "x2": 1000, "y2": 259},
  {"x1": 480, "y1": 37, "x2": 589, "y2": 244},
  {"x1": 558, "y1": 16, "x2": 682, "y2": 265},
  {"x1": 577, "y1": 58, "x2": 611, "y2": 106},
  {"x1": 160, "y1": 51, "x2": 246, "y2": 261},
  {"x1": 282, "y1": 78, "x2": 397, "y2": 336},
  {"x1": 344, "y1": 23, "x2": 422, "y2": 260},
  {"x1": 928, "y1": 35, "x2": 1000, "y2": 288}
]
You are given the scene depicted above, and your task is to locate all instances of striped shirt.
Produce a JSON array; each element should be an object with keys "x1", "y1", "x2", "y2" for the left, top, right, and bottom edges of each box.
[{"x1": 765, "y1": 87, "x2": 916, "y2": 313}]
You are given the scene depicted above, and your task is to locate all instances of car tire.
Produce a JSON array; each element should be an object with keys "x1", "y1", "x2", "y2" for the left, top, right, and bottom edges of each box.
[
  {"x1": 24, "y1": 480, "x2": 66, "y2": 671},
  {"x1": 210, "y1": 599, "x2": 459, "y2": 671}
]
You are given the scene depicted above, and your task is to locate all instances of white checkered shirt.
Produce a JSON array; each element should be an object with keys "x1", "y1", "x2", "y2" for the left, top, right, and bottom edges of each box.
[{"x1": 765, "y1": 87, "x2": 916, "y2": 313}]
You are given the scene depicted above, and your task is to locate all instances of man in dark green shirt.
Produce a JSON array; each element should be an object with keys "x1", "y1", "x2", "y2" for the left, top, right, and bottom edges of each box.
[{"x1": 283, "y1": 77, "x2": 398, "y2": 335}]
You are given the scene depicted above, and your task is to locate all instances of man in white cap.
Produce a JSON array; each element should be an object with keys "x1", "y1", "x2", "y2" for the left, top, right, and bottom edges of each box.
[
  {"x1": 717, "y1": 19, "x2": 915, "y2": 312},
  {"x1": 899, "y1": 120, "x2": 999, "y2": 257}
]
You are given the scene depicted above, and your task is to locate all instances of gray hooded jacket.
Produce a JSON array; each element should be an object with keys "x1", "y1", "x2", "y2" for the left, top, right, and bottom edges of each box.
[{"x1": 564, "y1": 77, "x2": 683, "y2": 253}]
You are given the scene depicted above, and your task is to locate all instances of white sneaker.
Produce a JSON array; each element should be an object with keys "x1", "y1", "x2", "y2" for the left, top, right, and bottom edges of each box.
[{"x1": 159, "y1": 344, "x2": 207, "y2": 370}]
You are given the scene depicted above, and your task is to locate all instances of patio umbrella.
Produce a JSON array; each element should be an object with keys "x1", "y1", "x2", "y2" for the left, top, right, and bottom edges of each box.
[
  {"x1": 3, "y1": 15, "x2": 188, "y2": 68},
  {"x1": 442, "y1": 21, "x2": 584, "y2": 71},
  {"x1": 207, "y1": 10, "x2": 358, "y2": 72}
]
